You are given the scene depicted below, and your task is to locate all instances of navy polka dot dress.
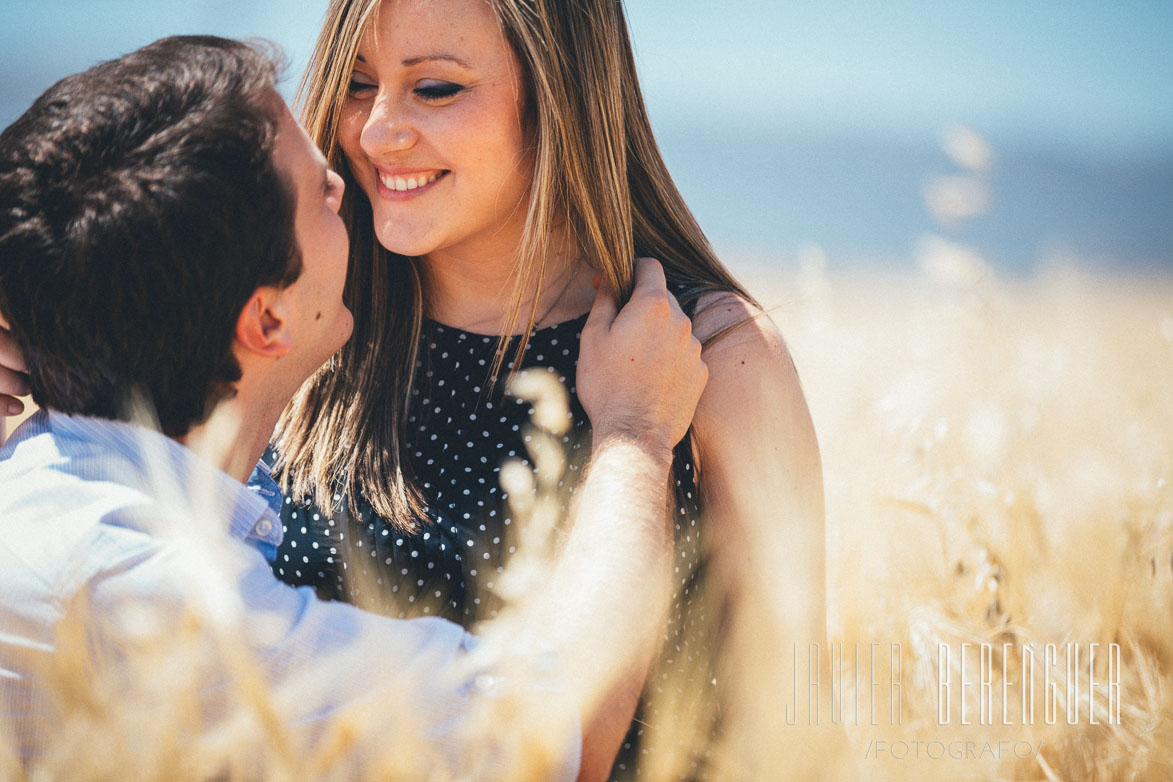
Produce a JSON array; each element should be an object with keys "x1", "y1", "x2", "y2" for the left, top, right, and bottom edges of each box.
[{"x1": 273, "y1": 286, "x2": 714, "y2": 780}]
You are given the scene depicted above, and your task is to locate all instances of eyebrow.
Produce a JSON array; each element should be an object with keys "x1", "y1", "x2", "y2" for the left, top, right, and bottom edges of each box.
[
  {"x1": 403, "y1": 54, "x2": 472, "y2": 68},
  {"x1": 355, "y1": 53, "x2": 472, "y2": 69}
]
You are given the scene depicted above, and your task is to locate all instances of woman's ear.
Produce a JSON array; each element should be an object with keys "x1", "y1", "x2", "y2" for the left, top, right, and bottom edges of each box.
[{"x1": 235, "y1": 286, "x2": 293, "y2": 358}]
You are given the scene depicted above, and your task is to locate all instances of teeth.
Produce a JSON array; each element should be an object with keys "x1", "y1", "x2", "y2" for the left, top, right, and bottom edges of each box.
[{"x1": 379, "y1": 171, "x2": 440, "y2": 192}]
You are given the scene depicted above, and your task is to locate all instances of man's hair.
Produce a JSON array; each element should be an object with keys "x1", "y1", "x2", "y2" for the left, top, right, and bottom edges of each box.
[{"x1": 0, "y1": 35, "x2": 302, "y2": 437}]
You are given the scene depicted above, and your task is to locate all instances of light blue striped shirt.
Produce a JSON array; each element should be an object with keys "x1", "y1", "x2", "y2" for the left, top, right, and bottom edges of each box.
[{"x1": 0, "y1": 411, "x2": 579, "y2": 777}]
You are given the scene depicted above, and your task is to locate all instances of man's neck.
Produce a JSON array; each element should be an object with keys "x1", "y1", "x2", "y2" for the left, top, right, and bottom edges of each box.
[{"x1": 178, "y1": 397, "x2": 280, "y2": 485}]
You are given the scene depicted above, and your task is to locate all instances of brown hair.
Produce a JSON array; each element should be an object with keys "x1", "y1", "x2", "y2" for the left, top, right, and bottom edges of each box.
[
  {"x1": 0, "y1": 36, "x2": 300, "y2": 438},
  {"x1": 275, "y1": 0, "x2": 754, "y2": 526}
]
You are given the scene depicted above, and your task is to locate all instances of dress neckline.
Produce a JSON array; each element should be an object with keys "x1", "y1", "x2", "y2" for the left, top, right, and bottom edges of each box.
[{"x1": 422, "y1": 311, "x2": 591, "y2": 341}]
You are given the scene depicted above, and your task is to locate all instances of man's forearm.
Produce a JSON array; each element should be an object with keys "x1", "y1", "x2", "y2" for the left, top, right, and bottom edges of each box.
[{"x1": 528, "y1": 431, "x2": 676, "y2": 782}]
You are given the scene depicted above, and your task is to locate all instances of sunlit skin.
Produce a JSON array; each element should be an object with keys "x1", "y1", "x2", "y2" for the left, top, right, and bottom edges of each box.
[
  {"x1": 272, "y1": 99, "x2": 354, "y2": 376},
  {"x1": 337, "y1": 0, "x2": 594, "y2": 332}
]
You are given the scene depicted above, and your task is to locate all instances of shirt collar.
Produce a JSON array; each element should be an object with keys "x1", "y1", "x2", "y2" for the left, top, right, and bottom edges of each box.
[
  {"x1": 244, "y1": 459, "x2": 285, "y2": 558},
  {"x1": 38, "y1": 411, "x2": 283, "y2": 553}
]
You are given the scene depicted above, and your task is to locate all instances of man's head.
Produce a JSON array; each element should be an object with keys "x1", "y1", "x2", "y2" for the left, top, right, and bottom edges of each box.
[{"x1": 0, "y1": 35, "x2": 350, "y2": 438}]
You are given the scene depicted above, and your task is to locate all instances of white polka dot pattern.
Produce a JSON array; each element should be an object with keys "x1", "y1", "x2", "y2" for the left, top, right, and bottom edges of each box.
[{"x1": 272, "y1": 283, "x2": 714, "y2": 780}]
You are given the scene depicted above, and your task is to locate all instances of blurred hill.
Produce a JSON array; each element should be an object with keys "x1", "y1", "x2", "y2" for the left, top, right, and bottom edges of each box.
[
  {"x1": 656, "y1": 124, "x2": 1173, "y2": 275},
  {"x1": 2, "y1": 0, "x2": 1170, "y2": 275}
]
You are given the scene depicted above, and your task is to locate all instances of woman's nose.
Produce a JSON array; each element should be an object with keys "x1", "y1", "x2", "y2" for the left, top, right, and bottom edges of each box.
[{"x1": 360, "y1": 96, "x2": 420, "y2": 155}]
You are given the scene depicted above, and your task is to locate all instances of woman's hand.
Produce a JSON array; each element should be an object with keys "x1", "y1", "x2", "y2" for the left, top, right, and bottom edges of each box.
[{"x1": 0, "y1": 314, "x2": 31, "y2": 416}]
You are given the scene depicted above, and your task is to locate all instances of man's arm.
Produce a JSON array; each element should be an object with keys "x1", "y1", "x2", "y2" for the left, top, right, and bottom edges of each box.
[
  {"x1": 1, "y1": 260, "x2": 702, "y2": 780},
  {"x1": 522, "y1": 258, "x2": 708, "y2": 782}
]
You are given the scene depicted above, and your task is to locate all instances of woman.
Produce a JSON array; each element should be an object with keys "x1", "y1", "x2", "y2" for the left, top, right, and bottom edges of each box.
[
  {"x1": 0, "y1": 0, "x2": 823, "y2": 776},
  {"x1": 269, "y1": 0, "x2": 824, "y2": 778}
]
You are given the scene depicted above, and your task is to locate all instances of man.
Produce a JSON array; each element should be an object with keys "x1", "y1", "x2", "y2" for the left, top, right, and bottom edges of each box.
[{"x1": 0, "y1": 36, "x2": 706, "y2": 780}]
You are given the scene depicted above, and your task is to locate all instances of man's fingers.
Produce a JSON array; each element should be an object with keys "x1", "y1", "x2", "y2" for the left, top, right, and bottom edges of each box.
[
  {"x1": 666, "y1": 287, "x2": 686, "y2": 320},
  {"x1": 0, "y1": 323, "x2": 29, "y2": 416},
  {"x1": 631, "y1": 257, "x2": 667, "y2": 294},
  {"x1": 1, "y1": 394, "x2": 25, "y2": 417},
  {"x1": 0, "y1": 340, "x2": 29, "y2": 415},
  {"x1": 0, "y1": 366, "x2": 29, "y2": 400},
  {"x1": 584, "y1": 275, "x2": 620, "y2": 334}
]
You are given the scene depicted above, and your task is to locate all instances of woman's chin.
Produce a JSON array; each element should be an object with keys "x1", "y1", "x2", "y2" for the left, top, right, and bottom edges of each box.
[{"x1": 373, "y1": 225, "x2": 436, "y2": 259}]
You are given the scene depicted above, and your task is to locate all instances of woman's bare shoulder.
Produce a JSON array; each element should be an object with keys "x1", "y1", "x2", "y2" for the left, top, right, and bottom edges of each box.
[
  {"x1": 688, "y1": 288, "x2": 816, "y2": 471},
  {"x1": 690, "y1": 290, "x2": 793, "y2": 372}
]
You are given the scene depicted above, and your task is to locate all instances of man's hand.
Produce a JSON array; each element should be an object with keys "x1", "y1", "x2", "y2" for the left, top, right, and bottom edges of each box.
[
  {"x1": 578, "y1": 258, "x2": 707, "y2": 455},
  {"x1": 0, "y1": 314, "x2": 30, "y2": 417}
]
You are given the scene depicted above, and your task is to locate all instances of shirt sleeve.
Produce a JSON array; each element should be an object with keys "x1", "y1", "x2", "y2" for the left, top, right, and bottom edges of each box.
[{"x1": 82, "y1": 533, "x2": 582, "y2": 781}]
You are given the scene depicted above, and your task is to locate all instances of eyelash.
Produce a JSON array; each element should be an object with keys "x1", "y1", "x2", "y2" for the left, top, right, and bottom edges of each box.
[
  {"x1": 414, "y1": 82, "x2": 465, "y2": 101},
  {"x1": 345, "y1": 79, "x2": 466, "y2": 102},
  {"x1": 347, "y1": 79, "x2": 376, "y2": 98}
]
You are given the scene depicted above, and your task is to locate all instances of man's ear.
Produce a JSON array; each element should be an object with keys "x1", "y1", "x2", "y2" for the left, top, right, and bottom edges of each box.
[{"x1": 235, "y1": 286, "x2": 293, "y2": 358}]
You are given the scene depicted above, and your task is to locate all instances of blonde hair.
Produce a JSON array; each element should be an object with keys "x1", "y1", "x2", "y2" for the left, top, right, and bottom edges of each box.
[{"x1": 276, "y1": 0, "x2": 755, "y2": 526}]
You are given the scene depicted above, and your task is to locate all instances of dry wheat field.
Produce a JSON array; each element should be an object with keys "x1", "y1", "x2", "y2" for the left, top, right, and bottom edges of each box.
[
  {"x1": 2, "y1": 258, "x2": 1172, "y2": 781},
  {"x1": 747, "y1": 256, "x2": 1173, "y2": 781}
]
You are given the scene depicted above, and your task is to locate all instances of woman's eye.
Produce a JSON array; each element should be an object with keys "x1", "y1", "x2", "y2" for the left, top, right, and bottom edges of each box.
[
  {"x1": 347, "y1": 76, "x2": 377, "y2": 98},
  {"x1": 414, "y1": 81, "x2": 465, "y2": 102}
]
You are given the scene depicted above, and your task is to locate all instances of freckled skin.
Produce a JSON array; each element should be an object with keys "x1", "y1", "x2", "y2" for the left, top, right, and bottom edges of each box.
[{"x1": 337, "y1": 0, "x2": 533, "y2": 264}]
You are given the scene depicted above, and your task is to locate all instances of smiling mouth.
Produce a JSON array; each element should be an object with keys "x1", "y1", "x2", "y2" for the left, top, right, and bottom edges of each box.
[{"x1": 377, "y1": 170, "x2": 447, "y2": 192}]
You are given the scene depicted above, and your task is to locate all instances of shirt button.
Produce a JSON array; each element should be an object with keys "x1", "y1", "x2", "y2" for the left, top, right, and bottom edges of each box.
[
  {"x1": 254, "y1": 519, "x2": 274, "y2": 537},
  {"x1": 473, "y1": 673, "x2": 502, "y2": 695}
]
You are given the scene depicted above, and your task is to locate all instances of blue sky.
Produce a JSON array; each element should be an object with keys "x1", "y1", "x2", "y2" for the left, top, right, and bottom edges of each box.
[
  {"x1": 3, "y1": 0, "x2": 1170, "y2": 157},
  {"x1": 2, "y1": 1, "x2": 1170, "y2": 269},
  {"x1": 626, "y1": 0, "x2": 1173, "y2": 160}
]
